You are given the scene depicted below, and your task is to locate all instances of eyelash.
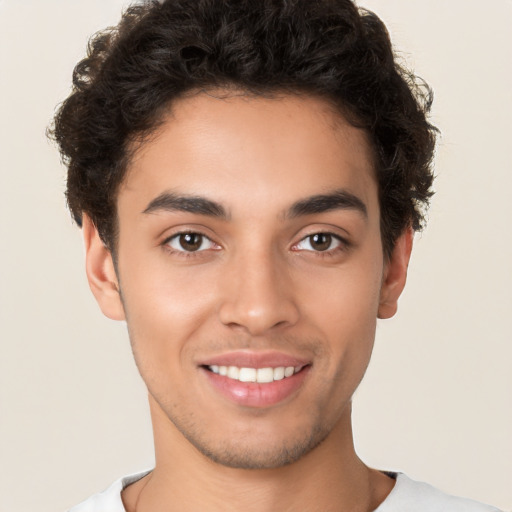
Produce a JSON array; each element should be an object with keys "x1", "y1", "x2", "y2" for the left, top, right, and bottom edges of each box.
[
  {"x1": 162, "y1": 230, "x2": 350, "y2": 258},
  {"x1": 162, "y1": 231, "x2": 220, "y2": 258},
  {"x1": 292, "y1": 232, "x2": 350, "y2": 258}
]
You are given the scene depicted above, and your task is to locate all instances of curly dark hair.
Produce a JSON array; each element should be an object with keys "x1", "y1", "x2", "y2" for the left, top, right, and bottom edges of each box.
[{"x1": 50, "y1": 0, "x2": 436, "y2": 258}]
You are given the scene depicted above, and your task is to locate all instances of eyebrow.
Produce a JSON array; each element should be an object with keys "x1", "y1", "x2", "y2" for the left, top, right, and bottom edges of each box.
[
  {"x1": 142, "y1": 188, "x2": 367, "y2": 221},
  {"x1": 142, "y1": 192, "x2": 229, "y2": 219},
  {"x1": 287, "y1": 189, "x2": 368, "y2": 219}
]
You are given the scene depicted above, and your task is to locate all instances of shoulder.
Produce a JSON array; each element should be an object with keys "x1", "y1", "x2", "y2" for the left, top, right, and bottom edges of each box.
[
  {"x1": 67, "y1": 470, "x2": 151, "y2": 512},
  {"x1": 376, "y1": 473, "x2": 504, "y2": 512}
]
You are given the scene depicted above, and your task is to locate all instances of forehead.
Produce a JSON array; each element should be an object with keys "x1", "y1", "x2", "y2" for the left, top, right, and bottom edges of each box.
[{"x1": 121, "y1": 92, "x2": 378, "y2": 220}]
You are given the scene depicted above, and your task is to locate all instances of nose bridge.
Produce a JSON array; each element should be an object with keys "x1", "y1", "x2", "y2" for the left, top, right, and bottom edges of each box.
[{"x1": 218, "y1": 244, "x2": 299, "y2": 334}]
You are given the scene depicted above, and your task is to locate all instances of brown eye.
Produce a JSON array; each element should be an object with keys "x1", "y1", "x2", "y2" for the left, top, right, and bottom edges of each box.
[
  {"x1": 179, "y1": 233, "x2": 203, "y2": 251},
  {"x1": 309, "y1": 233, "x2": 332, "y2": 251},
  {"x1": 166, "y1": 232, "x2": 216, "y2": 253},
  {"x1": 293, "y1": 232, "x2": 345, "y2": 253}
]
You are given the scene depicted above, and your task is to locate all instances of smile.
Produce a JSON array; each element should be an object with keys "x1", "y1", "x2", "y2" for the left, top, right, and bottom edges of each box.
[{"x1": 208, "y1": 365, "x2": 303, "y2": 383}]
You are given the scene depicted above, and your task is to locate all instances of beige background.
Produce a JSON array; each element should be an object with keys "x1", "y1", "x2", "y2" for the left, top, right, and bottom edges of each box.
[{"x1": 0, "y1": 1, "x2": 510, "y2": 511}]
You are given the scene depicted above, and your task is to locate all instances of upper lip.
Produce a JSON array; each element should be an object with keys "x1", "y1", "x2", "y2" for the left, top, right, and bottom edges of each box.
[{"x1": 198, "y1": 350, "x2": 310, "y2": 369}]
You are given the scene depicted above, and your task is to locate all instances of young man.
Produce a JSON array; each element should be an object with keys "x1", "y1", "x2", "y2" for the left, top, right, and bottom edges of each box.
[{"x1": 51, "y1": 0, "x2": 502, "y2": 510}]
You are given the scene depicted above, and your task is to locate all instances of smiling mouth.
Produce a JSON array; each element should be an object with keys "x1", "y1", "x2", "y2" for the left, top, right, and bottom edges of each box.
[{"x1": 205, "y1": 365, "x2": 305, "y2": 384}]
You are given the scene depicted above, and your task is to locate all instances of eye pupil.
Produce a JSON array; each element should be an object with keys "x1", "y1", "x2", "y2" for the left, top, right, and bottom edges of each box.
[
  {"x1": 310, "y1": 233, "x2": 332, "y2": 251},
  {"x1": 179, "y1": 233, "x2": 202, "y2": 251}
]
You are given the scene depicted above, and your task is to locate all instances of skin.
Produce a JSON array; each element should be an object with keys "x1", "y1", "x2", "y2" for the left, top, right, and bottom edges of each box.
[{"x1": 83, "y1": 92, "x2": 413, "y2": 511}]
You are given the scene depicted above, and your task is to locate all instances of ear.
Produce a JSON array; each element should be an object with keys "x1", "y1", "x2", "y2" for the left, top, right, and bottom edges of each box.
[
  {"x1": 378, "y1": 228, "x2": 414, "y2": 319},
  {"x1": 82, "y1": 214, "x2": 125, "y2": 321}
]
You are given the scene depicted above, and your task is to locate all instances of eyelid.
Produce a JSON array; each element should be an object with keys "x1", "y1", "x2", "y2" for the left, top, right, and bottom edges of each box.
[
  {"x1": 293, "y1": 233, "x2": 344, "y2": 250},
  {"x1": 290, "y1": 227, "x2": 352, "y2": 257},
  {"x1": 160, "y1": 226, "x2": 350, "y2": 256},
  {"x1": 162, "y1": 229, "x2": 221, "y2": 254}
]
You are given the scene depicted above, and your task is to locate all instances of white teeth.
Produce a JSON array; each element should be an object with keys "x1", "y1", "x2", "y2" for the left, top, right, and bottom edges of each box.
[
  {"x1": 257, "y1": 367, "x2": 274, "y2": 383},
  {"x1": 239, "y1": 367, "x2": 257, "y2": 382},
  {"x1": 284, "y1": 366, "x2": 295, "y2": 378},
  {"x1": 273, "y1": 366, "x2": 285, "y2": 381},
  {"x1": 227, "y1": 366, "x2": 239, "y2": 379},
  {"x1": 208, "y1": 364, "x2": 303, "y2": 383}
]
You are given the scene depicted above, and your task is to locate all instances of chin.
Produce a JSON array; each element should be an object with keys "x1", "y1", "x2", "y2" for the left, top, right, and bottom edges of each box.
[{"x1": 179, "y1": 421, "x2": 330, "y2": 470}]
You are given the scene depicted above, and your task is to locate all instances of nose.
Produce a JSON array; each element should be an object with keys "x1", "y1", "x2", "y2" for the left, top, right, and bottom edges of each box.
[{"x1": 218, "y1": 249, "x2": 300, "y2": 336}]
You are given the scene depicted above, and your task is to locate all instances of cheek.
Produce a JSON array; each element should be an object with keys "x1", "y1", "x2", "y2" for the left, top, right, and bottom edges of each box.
[
  {"x1": 118, "y1": 256, "x2": 219, "y2": 367},
  {"x1": 304, "y1": 254, "x2": 382, "y2": 323},
  {"x1": 299, "y1": 252, "x2": 383, "y2": 369}
]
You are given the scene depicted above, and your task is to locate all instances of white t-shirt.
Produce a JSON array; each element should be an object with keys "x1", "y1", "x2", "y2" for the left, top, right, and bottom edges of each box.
[{"x1": 68, "y1": 471, "x2": 503, "y2": 512}]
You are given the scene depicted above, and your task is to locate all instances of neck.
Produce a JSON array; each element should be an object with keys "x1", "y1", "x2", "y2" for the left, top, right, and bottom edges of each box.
[{"x1": 123, "y1": 396, "x2": 393, "y2": 512}]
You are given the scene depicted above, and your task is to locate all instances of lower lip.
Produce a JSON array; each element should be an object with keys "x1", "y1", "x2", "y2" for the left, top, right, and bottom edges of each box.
[{"x1": 201, "y1": 367, "x2": 310, "y2": 408}]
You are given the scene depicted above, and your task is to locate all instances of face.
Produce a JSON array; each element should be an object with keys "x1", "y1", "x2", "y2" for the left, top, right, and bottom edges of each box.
[{"x1": 85, "y1": 92, "x2": 410, "y2": 469}]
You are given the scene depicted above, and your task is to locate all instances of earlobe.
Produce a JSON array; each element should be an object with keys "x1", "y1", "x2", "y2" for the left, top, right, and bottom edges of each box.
[
  {"x1": 82, "y1": 215, "x2": 125, "y2": 321},
  {"x1": 378, "y1": 228, "x2": 414, "y2": 319}
]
